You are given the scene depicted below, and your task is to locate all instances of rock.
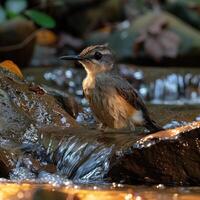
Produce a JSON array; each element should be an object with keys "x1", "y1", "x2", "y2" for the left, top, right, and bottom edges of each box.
[
  {"x1": 0, "y1": 66, "x2": 79, "y2": 177},
  {"x1": 0, "y1": 71, "x2": 79, "y2": 131},
  {"x1": 0, "y1": 18, "x2": 36, "y2": 68},
  {"x1": 109, "y1": 121, "x2": 200, "y2": 185},
  {"x1": 43, "y1": 86, "x2": 83, "y2": 118},
  {"x1": 38, "y1": 121, "x2": 200, "y2": 186}
]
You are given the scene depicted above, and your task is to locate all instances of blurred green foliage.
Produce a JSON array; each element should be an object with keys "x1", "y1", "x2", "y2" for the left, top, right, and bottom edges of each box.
[
  {"x1": 0, "y1": 0, "x2": 56, "y2": 28},
  {"x1": 25, "y1": 9, "x2": 56, "y2": 28}
]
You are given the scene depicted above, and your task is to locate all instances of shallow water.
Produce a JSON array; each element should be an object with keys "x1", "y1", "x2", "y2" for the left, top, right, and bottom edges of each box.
[{"x1": 0, "y1": 182, "x2": 200, "y2": 200}]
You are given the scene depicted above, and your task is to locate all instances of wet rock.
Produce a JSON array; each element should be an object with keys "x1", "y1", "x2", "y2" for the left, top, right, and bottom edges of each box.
[
  {"x1": 43, "y1": 86, "x2": 83, "y2": 118},
  {"x1": 38, "y1": 121, "x2": 200, "y2": 186},
  {"x1": 109, "y1": 122, "x2": 200, "y2": 185},
  {"x1": 0, "y1": 68, "x2": 79, "y2": 177},
  {"x1": 0, "y1": 72, "x2": 78, "y2": 131}
]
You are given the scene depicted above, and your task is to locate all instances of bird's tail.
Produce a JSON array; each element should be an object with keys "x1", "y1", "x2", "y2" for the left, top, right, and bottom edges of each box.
[{"x1": 144, "y1": 118, "x2": 164, "y2": 133}]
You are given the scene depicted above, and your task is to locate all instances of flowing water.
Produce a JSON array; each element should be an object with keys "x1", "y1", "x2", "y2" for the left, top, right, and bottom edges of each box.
[{"x1": 1, "y1": 65, "x2": 200, "y2": 199}]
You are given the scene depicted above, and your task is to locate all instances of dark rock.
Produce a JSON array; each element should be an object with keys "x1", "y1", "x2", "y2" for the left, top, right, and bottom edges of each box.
[
  {"x1": 38, "y1": 122, "x2": 200, "y2": 186},
  {"x1": 0, "y1": 18, "x2": 36, "y2": 68},
  {"x1": 0, "y1": 149, "x2": 14, "y2": 178},
  {"x1": 108, "y1": 122, "x2": 200, "y2": 185}
]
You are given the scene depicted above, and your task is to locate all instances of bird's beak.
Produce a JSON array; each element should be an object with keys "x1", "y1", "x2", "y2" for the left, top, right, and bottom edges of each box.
[{"x1": 59, "y1": 55, "x2": 84, "y2": 61}]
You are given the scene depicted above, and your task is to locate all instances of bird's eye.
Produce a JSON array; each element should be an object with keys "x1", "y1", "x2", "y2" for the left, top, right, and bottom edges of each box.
[{"x1": 94, "y1": 51, "x2": 102, "y2": 60}]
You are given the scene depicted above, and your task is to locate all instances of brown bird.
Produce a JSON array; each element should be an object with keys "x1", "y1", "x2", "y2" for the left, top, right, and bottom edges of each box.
[{"x1": 60, "y1": 44, "x2": 163, "y2": 132}]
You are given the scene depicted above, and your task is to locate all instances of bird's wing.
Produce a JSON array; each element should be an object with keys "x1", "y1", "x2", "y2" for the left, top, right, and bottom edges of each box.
[
  {"x1": 109, "y1": 75, "x2": 149, "y2": 114},
  {"x1": 96, "y1": 74, "x2": 163, "y2": 132}
]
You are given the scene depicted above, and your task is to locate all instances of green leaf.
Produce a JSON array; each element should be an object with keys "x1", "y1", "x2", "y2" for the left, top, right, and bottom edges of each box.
[
  {"x1": 5, "y1": 0, "x2": 27, "y2": 14},
  {"x1": 24, "y1": 9, "x2": 56, "y2": 28}
]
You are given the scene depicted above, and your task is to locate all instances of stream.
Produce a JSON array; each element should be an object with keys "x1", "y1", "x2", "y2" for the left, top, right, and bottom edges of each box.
[{"x1": 0, "y1": 64, "x2": 200, "y2": 199}]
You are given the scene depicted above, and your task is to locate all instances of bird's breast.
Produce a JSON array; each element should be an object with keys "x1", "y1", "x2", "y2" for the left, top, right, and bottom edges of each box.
[{"x1": 83, "y1": 75, "x2": 96, "y2": 90}]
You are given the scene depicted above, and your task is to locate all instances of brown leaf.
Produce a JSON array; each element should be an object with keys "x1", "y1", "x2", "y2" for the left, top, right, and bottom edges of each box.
[{"x1": 0, "y1": 60, "x2": 23, "y2": 79}]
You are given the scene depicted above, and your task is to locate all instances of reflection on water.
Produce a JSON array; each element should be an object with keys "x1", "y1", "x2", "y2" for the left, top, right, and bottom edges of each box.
[{"x1": 0, "y1": 182, "x2": 200, "y2": 200}]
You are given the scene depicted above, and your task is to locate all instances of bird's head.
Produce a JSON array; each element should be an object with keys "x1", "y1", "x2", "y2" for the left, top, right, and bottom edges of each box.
[{"x1": 60, "y1": 44, "x2": 114, "y2": 74}]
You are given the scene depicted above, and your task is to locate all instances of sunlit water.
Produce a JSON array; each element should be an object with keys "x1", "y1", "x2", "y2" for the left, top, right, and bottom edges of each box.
[{"x1": 0, "y1": 181, "x2": 200, "y2": 200}]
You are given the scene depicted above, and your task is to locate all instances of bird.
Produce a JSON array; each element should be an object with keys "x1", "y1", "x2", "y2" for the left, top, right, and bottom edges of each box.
[{"x1": 60, "y1": 44, "x2": 163, "y2": 133}]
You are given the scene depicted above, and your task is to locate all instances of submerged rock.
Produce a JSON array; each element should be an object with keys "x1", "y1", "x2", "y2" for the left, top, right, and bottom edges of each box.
[{"x1": 38, "y1": 121, "x2": 200, "y2": 186}]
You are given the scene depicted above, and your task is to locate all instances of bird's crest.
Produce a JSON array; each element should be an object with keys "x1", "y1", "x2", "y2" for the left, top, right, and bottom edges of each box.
[{"x1": 80, "y1": 44, "x2": 109, "y2": 57}]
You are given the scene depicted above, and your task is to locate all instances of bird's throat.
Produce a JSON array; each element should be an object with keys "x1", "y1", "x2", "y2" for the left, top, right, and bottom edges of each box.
[{"x1": 83, "y1": 73, "x2": 96, "y2": 91}]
